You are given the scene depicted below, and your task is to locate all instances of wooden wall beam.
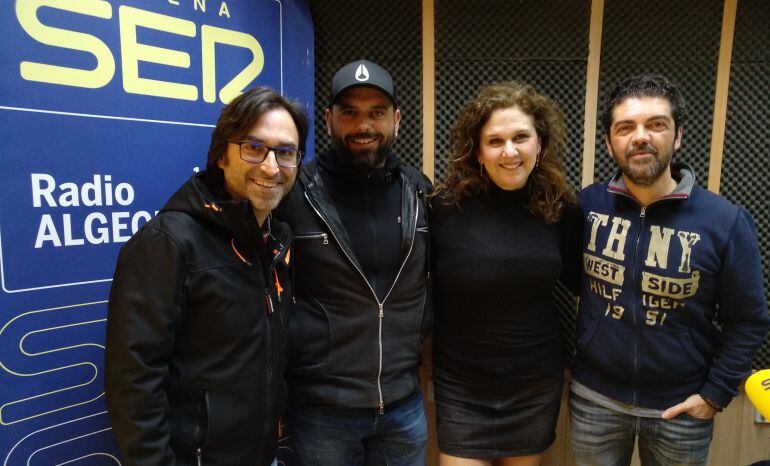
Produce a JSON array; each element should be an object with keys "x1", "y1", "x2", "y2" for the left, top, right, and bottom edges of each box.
[
  {"x1": 422, "y1": 0, "x2": 436, "y2": 183},
  {"x1": 708, "y1": 0, "x2": 738, "y2": 194},
  {"x1": 581, "y1": 0, "x2": 605, "y2": 188}
]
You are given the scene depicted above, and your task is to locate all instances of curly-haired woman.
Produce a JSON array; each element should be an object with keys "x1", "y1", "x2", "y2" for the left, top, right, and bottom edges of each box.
[{"x1": 430, "y1": 81, "x2": 581, "y2": 466}]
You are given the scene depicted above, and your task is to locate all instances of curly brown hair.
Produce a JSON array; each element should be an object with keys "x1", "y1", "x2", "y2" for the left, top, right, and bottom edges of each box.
[{"x1": 435, "y1": 81, "x2": 576, "y2": 223}]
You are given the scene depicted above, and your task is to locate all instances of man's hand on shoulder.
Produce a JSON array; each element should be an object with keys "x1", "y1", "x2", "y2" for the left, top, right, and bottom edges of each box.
[{"x1": 661, "y1": 394, "x2": 718, "y2": 420}]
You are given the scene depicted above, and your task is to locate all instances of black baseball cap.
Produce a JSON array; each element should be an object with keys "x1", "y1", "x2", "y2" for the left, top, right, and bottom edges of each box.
[{"x1": 328, "y1": 59, "x2": 398, "y2": 108}]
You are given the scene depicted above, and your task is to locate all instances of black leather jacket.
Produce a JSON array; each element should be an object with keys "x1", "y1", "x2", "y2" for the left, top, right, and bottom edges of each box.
[
  {"x1": 281, "y1": 153, "x2": 431, "y2": 411},
  {"x1": 105, "y1": 173, "x2": 291, "y2": 466}
]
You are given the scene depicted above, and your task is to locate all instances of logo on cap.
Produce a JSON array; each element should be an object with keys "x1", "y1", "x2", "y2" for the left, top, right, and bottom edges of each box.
[{"x1": 355, "y1": 64, "x2": 370, "y2": 82}]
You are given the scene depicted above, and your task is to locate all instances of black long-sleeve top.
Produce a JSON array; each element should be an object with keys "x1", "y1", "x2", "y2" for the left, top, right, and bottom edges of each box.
[{"x1": 430, "y1": 185, "x2": 580, "y2": 381}]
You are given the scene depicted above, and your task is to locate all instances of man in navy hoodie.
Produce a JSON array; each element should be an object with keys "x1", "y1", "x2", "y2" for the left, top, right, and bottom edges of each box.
[{"x1": 570, "y1": 74, "x2": 769, "y2": 465}]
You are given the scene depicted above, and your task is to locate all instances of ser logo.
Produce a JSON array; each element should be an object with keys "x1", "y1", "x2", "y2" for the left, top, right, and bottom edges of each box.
[{"x1": 15, "y1": 0, "x2": 265, "y2": 104}]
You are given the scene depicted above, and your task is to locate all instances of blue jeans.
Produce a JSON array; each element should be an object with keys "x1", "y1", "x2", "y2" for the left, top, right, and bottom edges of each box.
[
  {"x1": 570, "y1": 392, "x2": 714, "y2": 466},
  {"x1": 284, "y1": 391, "x2": 428, "y2": 466}
]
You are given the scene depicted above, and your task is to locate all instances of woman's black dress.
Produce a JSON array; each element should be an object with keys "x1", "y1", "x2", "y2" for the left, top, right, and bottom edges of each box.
[{"x1": 430, "y1": 186, "x2": 580, "y2": 458}]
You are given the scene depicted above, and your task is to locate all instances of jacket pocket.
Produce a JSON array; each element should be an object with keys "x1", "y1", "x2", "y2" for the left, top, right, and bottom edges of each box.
[
  {"x1": 417, "y1": 289, "x2": 430, "y2": 344},
  {"x1": 638, "y1": 329, "x2": 708, "y2": 383},
  {"x1": 294, "y1": 231, "x2": 329, "y2": 245},
  {"x1": 288, "y1": 297, "x2": 331, "y2": 376},
  {"x1": 193, "y1": 387, "x2": 210, "y2": 466},
  {"x1": 576, "y1": 318, "x2": 634, "y2": 380}
]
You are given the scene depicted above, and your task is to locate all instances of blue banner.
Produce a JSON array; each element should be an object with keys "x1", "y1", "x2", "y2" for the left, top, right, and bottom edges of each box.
[{"x1": 0, "y1": 0, "x2": 313, "y2": 462}]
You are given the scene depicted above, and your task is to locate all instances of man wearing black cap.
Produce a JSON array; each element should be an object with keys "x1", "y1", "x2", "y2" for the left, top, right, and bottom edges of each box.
[{"x1": 279, "y1": 59, "x2": 432, "y2": 465}]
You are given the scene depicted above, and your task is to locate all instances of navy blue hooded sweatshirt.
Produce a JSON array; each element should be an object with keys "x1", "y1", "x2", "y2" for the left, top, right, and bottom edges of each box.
[{"x1": 573, "y1": 162, "x2": 769, "y2": 410}]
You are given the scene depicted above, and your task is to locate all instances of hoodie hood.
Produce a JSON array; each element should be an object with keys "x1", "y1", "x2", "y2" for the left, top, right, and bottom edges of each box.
[
  {"x1": 161, "y1": 171, "x2": 290, "y2": 269},
  {"x1": 161, "y1": 172, "x2": 255, "y2": 235},
  {"x1": 607, "y1": 161, "x2": 695, "y2": 202}
]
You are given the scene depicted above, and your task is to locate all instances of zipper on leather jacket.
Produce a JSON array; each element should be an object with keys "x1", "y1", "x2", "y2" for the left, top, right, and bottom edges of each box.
[
  {"x1": 294, "y1": 232, "x2": 329, "y2": 245},
  {"x1": 303, "y1": 187, "x2": 421, "y2": 414},
  {"x1": 377, "y1": 302, "x2": 385, "y2": 414},
  {"x1": 196, "y1": 447, "x2": 203, "y2": 466}
]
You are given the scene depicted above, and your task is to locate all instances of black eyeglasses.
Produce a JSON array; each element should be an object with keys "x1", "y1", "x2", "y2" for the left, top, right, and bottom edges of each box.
[{"x1": 231, "y1": 141, "x2": 303, "y2": 168}]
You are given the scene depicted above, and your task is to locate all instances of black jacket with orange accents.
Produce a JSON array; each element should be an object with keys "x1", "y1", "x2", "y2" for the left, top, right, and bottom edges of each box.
[{"x1": 105, "y1": 172, "x2": 292, "y2": 466}]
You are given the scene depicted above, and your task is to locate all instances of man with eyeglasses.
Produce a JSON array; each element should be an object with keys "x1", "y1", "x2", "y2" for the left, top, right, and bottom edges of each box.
[
  {"x1": 105, "y1": 87, "x2": 308, "y2": 466},
  {"x1": 277, "y1": 59, "x2": 432, "y2": 465}
]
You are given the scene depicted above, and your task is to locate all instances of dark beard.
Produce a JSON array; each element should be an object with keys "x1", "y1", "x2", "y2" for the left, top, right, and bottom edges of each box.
[
  {"x1": 615, "y1": 143, "x2": 673, "y2": 186},
  {"x1": 330, "y1": 132, "x2": 394, "y2": 171}
]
